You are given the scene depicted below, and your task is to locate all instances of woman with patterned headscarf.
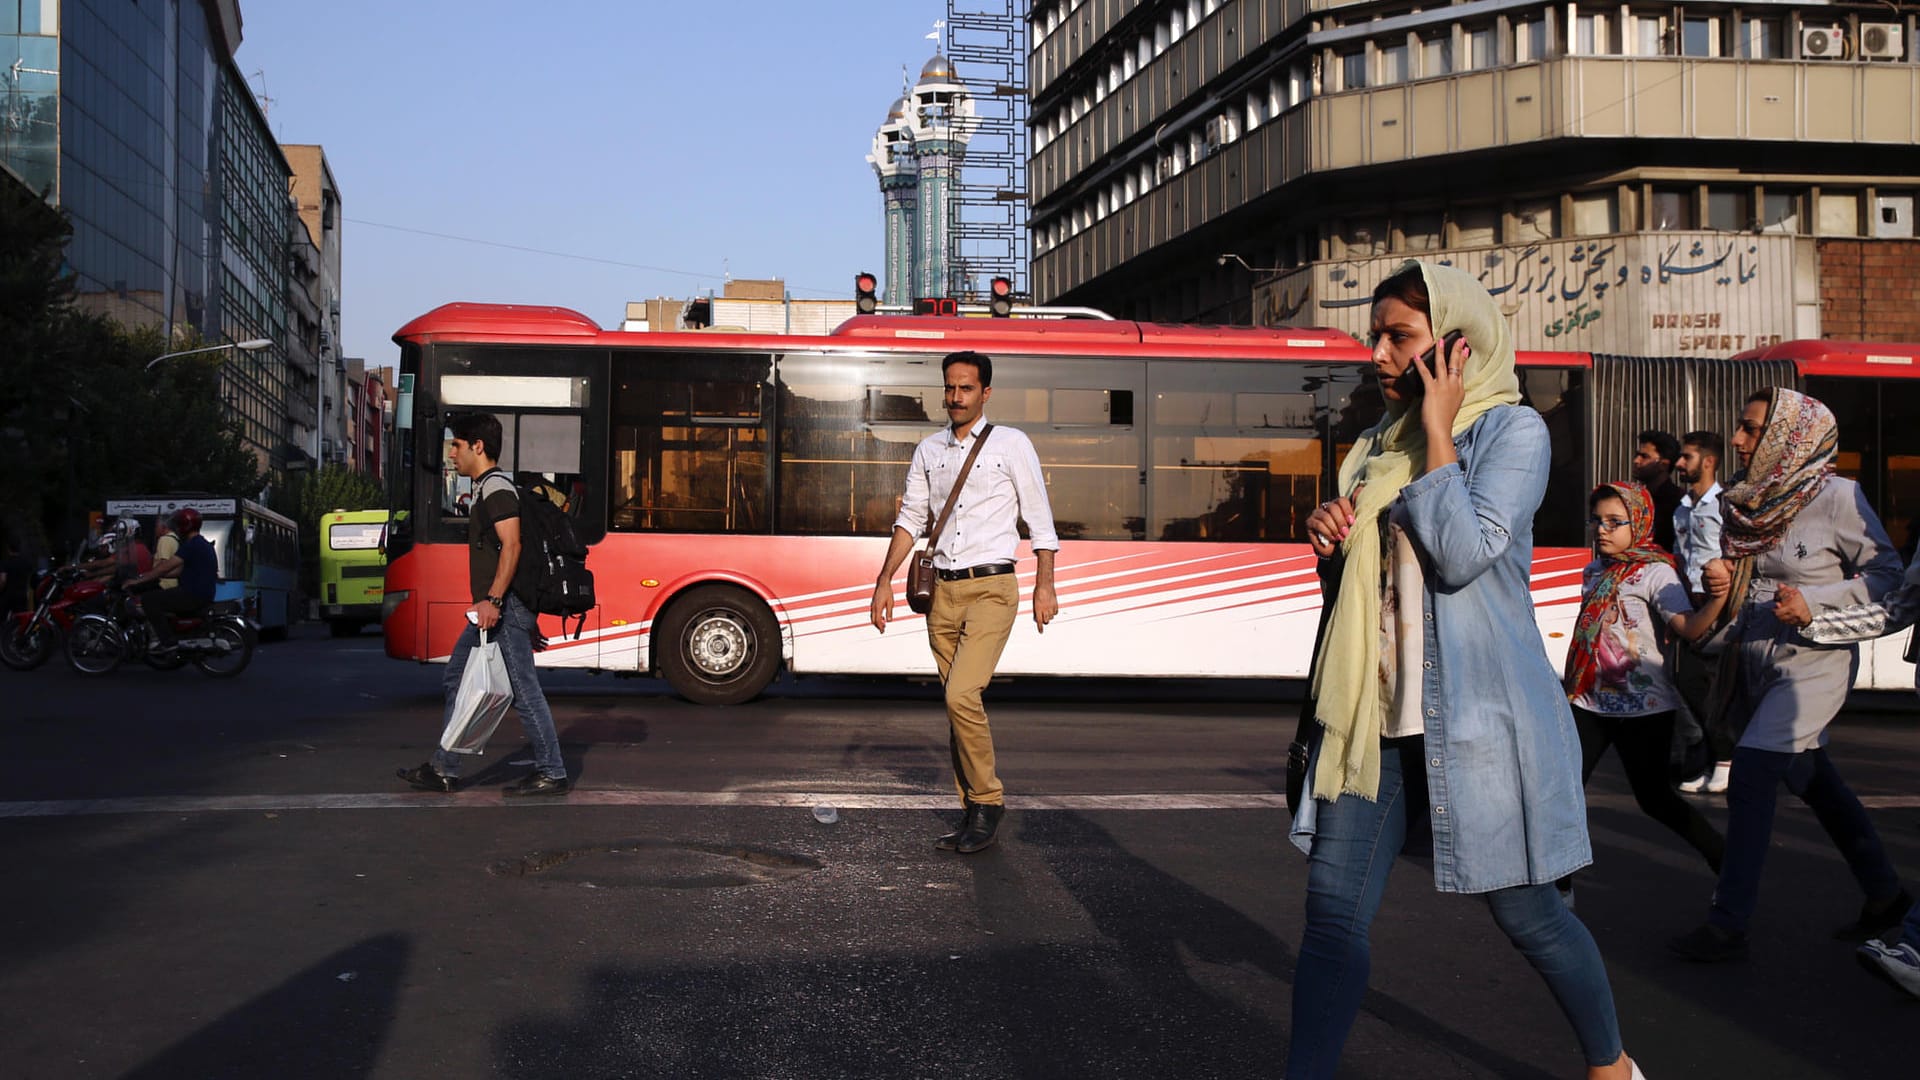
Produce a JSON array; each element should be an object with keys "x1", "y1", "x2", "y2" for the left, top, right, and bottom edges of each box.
[
  {"x1": 1558, "y1": 481, "x2": 1728, "y2": 904},
  {"x1": 1289, "y1": 261, "x2": 1646, "y2": 1080},
  {"x1": 1667, "y1": 388, "x2": 1907, "y2": 963}
]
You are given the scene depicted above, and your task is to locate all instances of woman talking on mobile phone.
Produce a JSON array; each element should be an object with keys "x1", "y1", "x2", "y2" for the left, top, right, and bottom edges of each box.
[{"x1": 1289, "y1": 261, "x2": 1643, "y2": 1080}]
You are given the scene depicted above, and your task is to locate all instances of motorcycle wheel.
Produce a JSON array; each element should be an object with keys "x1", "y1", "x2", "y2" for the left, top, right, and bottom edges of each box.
[
  {"x1": 0, "y1": 622, "x2": 55, "y2": 671},
  {"x1": 194, "y1": 622, "x2": 253, "y2": 678},
  {"x1": 65, "y1": 616, "x2": 127, "y2": 676}
]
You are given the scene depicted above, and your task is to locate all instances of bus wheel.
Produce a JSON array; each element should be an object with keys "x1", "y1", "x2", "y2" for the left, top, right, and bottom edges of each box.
[{"x1": 656, "y1": 585, "x2": 780, "y2": 706}]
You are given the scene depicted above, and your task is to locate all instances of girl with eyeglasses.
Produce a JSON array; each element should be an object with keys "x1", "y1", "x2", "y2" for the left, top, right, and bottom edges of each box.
[{"x1": 1559, "y1": 482, "x2": 1730, "y2": 905}]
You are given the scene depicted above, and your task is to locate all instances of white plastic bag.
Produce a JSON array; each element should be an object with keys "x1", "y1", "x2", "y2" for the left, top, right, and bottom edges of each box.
[{"x1": 440, "y1": 630, "x2": 513, "y2": 755}]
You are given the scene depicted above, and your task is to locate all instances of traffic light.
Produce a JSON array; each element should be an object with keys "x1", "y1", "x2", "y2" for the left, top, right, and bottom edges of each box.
[
  {"x1": 854, "y1": 272, "x2": 879, "y2": 315},
  {"x1": 989, "y1": 276, "x2": 1013, "y2": 317}
]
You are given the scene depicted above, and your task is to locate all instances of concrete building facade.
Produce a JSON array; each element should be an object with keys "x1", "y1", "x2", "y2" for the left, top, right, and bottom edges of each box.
[{"x1": 1028, "y1": 0, "x2": 1920, "y2": 353}]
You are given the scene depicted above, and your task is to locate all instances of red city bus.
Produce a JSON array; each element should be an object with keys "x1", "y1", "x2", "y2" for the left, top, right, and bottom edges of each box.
[{"x1": 380, "y1": 305, "x2": 1919, "y2": 701}]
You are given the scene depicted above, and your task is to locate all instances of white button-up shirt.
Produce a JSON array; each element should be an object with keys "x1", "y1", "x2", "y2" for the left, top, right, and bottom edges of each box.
[
  {"x1": 893, "y1": 417, "x2": 1059, "y2": 569},
  {"x1": 1674, "y1": 481, "x2": 1723, "y2": 595}
]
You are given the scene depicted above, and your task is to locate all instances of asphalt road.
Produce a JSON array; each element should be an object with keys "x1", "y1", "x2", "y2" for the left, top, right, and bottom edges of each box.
[{"x1": 4, "y1": 626, "x2": 1917, "y2": 1079}]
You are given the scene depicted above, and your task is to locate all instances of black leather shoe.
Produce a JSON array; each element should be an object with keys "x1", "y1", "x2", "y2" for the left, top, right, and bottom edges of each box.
[
  {"x1": 955, "y1": 803, "x2": 1005, "y2": 854},
  {"x1": 504, "y1": 772, "x2": 572, "y2": 797},
  {"x1": 935, "y1": 801, "x2": 980, "y2": 851},
  {"x1": 397, "y1": 762, "x2": 457, "y2": 793},
  {"x1": 1834, "y1": 889, "x2": 1913, "y2": 942},
  {"x1": 1667, "y1": 923, "x2": 1748, "y2": 962}
]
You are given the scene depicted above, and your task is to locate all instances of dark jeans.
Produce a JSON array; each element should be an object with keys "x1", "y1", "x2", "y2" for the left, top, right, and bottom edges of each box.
[
  {"x1": 1288, "y1": 737, "x2": 1623, "y2": 1078},
  {"x1": 1708, "y1": 746, "x2": 1902, "y2": 934},
  {"x1": 144, "y1": 587, "x2": 210, "y2": 647},
  {"x1": 430, "y1": 595, "x2": 566, "y2": 781},
  {"x1": 1667, "y1": 642, "x2": 1729, "y2": 766},
  {"x1": 1568, "y1": 707, "x2": 1724, "y2": 879}
]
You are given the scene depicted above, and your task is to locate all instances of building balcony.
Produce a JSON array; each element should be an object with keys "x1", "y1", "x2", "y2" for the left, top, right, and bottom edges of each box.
[
  {"x1": 1034, "y1": 56, "x2": 1920, "y2": 300},
  {"x1": 1311, "y1": 56, "x2": 1918, "y2": 173}
]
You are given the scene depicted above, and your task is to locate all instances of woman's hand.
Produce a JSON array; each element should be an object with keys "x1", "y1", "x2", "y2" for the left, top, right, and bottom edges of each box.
[
  {"x1": 1774, "y1": 583, "x2": 1811, "y2": 628},
  {"x1": 1416, "y1": 334, "x2": 1470, "y2": 437},
  {"x1": 1307, "y1": 491, "x2": 1359, "y2": 558}
]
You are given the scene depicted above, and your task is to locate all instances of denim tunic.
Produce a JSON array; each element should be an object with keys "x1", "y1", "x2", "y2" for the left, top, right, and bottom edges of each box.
[{"x1": 1291, "y1": 405, "x2": 1593, "y2": 893}]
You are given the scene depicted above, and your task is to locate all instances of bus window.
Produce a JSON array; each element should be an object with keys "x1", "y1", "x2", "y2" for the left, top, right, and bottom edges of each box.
[
  {"x1": 1018, "y1": 373, "x2": 1142, "y2": 541},
  {"x1": 780, "y1": 354, "x2": 932, "y2": 535},
  {"x1": 1809, "y1": 375, "x2": 1920, "y2": 555},
  {"x1": 609, "y1": 352, "x2": 770, "y2": 533},
  {"x1": 1150, "y1": 364, "x2": 1324, "y2": 542}
]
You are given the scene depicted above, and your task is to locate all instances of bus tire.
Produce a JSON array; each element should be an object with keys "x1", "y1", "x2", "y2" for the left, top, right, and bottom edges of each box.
[{"x1": 655, "y1": 585, "x2": 780, "y2": 706}]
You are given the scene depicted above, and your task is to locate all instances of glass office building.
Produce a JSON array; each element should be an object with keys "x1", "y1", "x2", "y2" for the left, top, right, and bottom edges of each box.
[{"x1": 3, "y1": 1, "x2": 300, "y2": 472}]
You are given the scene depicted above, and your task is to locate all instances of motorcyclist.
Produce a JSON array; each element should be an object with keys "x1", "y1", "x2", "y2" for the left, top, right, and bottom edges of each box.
[
  {"x1": 123, "y1": 508, "x2": 217, "y2": 654},
  {"x1": 78, "y1": 519, "x2": 150, "y2": 584}
]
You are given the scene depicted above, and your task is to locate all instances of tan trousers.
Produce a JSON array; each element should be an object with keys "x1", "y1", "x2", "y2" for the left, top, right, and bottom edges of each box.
[{"x1": 926, "y1": 573, "x2": 1018, "y2": 807}]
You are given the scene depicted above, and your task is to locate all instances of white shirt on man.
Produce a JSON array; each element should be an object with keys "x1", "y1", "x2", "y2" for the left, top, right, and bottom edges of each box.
[
  {"x1": 1674, "y1": 481, "x2": 1723, "y2": 595},
  {"x1": 893, "y1": 415, "x2": 1059, "y2": 570}
]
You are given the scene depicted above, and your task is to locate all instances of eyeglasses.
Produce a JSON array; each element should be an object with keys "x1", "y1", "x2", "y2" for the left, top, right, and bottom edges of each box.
[{"x1": 1586, "y1": 516, "x2": 1632, "y2": 532}]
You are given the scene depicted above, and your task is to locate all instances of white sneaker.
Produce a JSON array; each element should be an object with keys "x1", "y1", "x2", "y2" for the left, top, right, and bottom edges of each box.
[
  {"x1": 1631, "y1": 1060, "x2": 1648, "y2": 1080},
  {"x1": 1680, "y1": 761, "x2": 1730, "y2": 794},
  {"x1": 1857, "y1": 938, "x2": 1920, "y2": 1000}
]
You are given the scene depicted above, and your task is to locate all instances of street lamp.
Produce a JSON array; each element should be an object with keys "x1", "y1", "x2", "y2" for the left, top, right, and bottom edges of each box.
[
  {"x1": 143, "y1": 338, "x2": 272, "y2": 372},
  {"x1": 1216, "y1": 253, "x2": 1286, "y2": 275}
]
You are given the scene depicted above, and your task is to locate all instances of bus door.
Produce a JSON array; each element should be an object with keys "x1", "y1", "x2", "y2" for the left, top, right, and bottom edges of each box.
[{"x1": 432, "y1": 347, "x2": 608, "y2": 667}]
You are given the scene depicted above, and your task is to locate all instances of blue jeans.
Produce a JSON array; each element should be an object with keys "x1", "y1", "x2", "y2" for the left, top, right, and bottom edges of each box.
[
  {"x1": 1288, "y1": 737, "x2": 1623, "y2": 1079},
  {"x1": 1708, "y1": 746, "x2": 1898, "y2": 933},
  {"x1": 431, "y1": 595, "x2": 565, "y2": 780}
]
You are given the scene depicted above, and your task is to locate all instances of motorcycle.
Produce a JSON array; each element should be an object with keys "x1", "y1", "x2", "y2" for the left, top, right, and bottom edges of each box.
[
  {"x1": 64, "y1": 588, "x2": 256, "y2": 678},
  {"x1": 1, "y1": 567, "x2": 110, "y2": 671}
]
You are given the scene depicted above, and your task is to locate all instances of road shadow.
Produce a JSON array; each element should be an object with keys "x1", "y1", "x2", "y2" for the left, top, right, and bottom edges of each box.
[{"x1": 120, "y1": 933, "x2": 408, "y2": 1080}]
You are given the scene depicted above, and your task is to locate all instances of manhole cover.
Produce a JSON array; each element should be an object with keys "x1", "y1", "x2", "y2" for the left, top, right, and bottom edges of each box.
[{"x1": 492, "y1": 840, "x2": 821, "y2": 889}]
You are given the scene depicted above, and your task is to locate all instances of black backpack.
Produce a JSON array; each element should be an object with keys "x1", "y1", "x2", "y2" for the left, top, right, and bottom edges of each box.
[{"x1": 477, "y1": 472, "x2": 596, "y2": 638}]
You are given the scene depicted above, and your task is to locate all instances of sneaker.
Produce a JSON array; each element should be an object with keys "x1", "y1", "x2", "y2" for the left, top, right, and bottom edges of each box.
[
  {"x1": 396, "y1": 762, "x2": 457, "y2": 793},
  {"x1": 1856, "y1": 938, "x2": 1920, "y2": 1000},
  {"x1": 1834, "y1": 889, "x2": 1913, "y2": 942},
  {"x1": 1667, "y1": 923, "x2": 1749, "y2": 962},
  {"x1": 1679, "y1": 761, "x2": 1730, "y2": 794},
  {"x1": 504, "y1": 772, "x2": 572, "y2": 797}
]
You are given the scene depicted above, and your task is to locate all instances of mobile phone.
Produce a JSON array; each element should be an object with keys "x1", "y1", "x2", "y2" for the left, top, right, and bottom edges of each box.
[{"x1": 1392, "y1": 330, "x2": 1464, "y2": 398}]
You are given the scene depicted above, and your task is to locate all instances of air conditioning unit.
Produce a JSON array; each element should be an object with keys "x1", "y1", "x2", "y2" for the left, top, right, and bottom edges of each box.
[
  {"x1": 1860, "y1": 23, "x2": 1904, "y2": 59},
  {"x1": 1800, "y1": 25, "x2": 1847, "y2": 59}
]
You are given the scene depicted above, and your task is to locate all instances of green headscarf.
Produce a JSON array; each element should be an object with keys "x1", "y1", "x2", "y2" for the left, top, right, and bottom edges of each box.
[{"x1": 1311, "y1": 259, "x2": 1523, "y2": 802}]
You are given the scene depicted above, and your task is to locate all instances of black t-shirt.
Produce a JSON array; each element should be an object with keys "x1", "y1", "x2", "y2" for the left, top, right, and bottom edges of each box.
[
  {"x1": 1650, "y1": 480, "x2": 1683, "y2": 555},
  {"x1": 469, "y1": 470, "x2": 520, "y2": 603},
  {"x1": 177, "y1": 534, "x2": 218, "y2": 601}
]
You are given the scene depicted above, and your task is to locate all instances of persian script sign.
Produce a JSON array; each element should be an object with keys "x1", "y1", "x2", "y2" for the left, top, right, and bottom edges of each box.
[{"x1": 1255, "y1": 233, "x2": 1798, "y2": 357}]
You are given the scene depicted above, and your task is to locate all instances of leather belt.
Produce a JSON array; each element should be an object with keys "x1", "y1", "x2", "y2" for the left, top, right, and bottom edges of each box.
[{"x1": 937, "y1": 563, "x2": 1016, "y2": 581}]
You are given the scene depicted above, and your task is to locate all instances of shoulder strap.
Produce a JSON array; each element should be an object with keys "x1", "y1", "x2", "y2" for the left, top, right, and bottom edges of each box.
[{"x1": 924, "y1": 424, "x2": 992, "y2": 548}]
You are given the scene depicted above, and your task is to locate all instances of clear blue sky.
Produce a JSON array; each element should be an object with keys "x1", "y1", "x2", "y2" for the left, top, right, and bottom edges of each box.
[{"x1": 235, "y1": 0, "x2": 950, "y2": 367}]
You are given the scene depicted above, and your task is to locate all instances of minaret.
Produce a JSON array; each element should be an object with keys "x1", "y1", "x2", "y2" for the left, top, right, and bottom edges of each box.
[
  {"x1": 867, "y1": 96, "x2": 919, "y2": 306},
  {"x1": 907, "y1": 54, "x2": 976, "y2": 298}
]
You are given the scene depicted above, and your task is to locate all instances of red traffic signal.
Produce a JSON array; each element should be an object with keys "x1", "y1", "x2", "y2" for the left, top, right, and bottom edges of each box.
[
  {"x1": 988, "y1": 276, "x2": 1013, "y2": 317},
  {"x1": 854, "y1": 272, "x2": 879, "y2": 314}
]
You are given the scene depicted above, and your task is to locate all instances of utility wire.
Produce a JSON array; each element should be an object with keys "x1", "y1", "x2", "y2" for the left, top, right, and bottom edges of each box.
[{"x1": 342, "y1": 217, "x2": 849, "y2": 298}]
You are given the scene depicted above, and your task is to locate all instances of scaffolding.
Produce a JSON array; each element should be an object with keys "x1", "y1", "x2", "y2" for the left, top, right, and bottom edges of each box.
[{"x1": 944, "y1": 0, "x2": 1029, "y2": 301}]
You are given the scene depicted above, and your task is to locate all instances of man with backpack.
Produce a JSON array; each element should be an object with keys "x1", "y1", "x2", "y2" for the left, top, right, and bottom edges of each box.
[{"x1": 398, "y1": 412, "x2": 570, "y2": 796}]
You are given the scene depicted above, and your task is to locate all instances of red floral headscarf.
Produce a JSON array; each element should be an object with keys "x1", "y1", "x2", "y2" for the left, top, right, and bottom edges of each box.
[{"x1": 1563, "y1": 481, "x2": 1675, "y2": 700}]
